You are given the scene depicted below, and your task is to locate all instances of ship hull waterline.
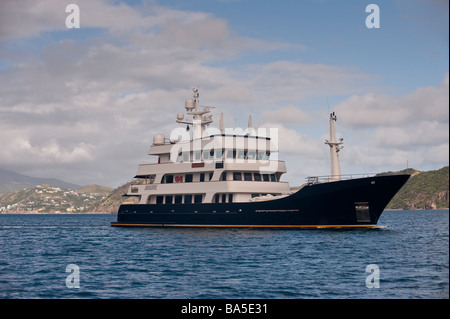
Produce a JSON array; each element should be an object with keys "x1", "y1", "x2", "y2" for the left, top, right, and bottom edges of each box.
[{"x1": 111, "y1": 174, "x2": 410, "y2": 229}]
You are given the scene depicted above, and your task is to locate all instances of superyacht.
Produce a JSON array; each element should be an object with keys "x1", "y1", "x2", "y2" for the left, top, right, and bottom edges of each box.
[{"x1": 111, "y1": 88, "x2": 409, "y2": 228}]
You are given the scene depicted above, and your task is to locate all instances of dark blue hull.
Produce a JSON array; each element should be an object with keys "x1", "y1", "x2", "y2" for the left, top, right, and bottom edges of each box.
[{"x1": 111, "y1": 174, "x2": 410, "y2": 228}]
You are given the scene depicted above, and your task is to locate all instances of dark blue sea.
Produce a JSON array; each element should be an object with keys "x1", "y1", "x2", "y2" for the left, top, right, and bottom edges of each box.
[{"x1": 0, "y1": 210, "x2": 448, "y2": 299}]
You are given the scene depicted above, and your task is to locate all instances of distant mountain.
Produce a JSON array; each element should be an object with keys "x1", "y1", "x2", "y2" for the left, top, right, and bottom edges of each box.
[{"x1": 0, "y1": 168, "x2": 81, "y2": 194}]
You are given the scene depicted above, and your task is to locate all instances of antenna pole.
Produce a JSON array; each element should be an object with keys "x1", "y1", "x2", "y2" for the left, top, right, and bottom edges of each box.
[
  {"x1": 176, "y1": 88, "x2": 214, "y2": 140},
  {"x1": 220, "y1": 112, "x2": 224, "y2": 134},
  {"x1": 325, "y1": 112, "x2": 343, "y2": 181}
]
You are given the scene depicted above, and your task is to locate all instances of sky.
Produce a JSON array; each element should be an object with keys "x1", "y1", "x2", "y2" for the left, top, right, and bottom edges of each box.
[{"x1": 0, "y1": 0, "x2": 448, "y2": 188}]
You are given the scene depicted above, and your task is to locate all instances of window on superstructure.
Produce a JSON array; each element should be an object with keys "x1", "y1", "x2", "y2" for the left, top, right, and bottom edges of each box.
[
  {"x1": 194, "y1": 151, "x2": 201, "y2": 161},
  {"x1": 237, "y1": 150, "x2": 246, "y2": 159},
  {"x1": 263, "y1": 174, "x2": 269, "y2": 182},
  {"x1": 194, "y1": 194, "x2": 202, "y2": 203},
  {"x1": 257, "y1": 151, "x2": 265, "y2": 160},
  {"x1": 209, "y1": 172, "x2": 213, "y2": 181},
  {"x1": 184, "y1": 194, "x2": 192, "y2": 204},
  {"x1": 247, "y1": 151, "x2": 256, "y2": 160},
  {"x1": 215, "y1": 194, "x2": 220, "y2": 203},
  {"x1": 203, "y1": 150, "x2": 209, "y2": 160},
  {"x1": 185, "y1": 174, "x2": 193, "y2": 183},
  {"x1": 228, "y1": 194, "x2": 233, "y2": 203},
  {"x1": 215, "y1": 149, "x2": 224, "y2": 160},
  {"x1": 244, "y1": 172, "x2": 252, "y2": 181},
  {"x1": 165, "y1": 196, "x2": 173, "y2": 204},
  {"x1": 156, "y1": 196, "x2": 163, "y2": 204},
  {"x1": 226, "y1": 150, "x2": 234, "y2": 159},
  {"x1": 166, "y1": 175, "x2": 174, "y2": 184},
  {"x1": 233, "y1": 172, "x2": 242, "y2": 181},
  {"x1": 215, "y1": 162, "x2": 224, "y2": 169},
  {"x1": 175, "y1": 195, "x2": 182, "y2": 204},
  {"x1": 270, "y1": 174, "x2": 276, "y2": 182},
  {"x1": 222, "y1": 194, "x2": 226, "y2": 203},
  {"x1": 200, "y1": 173, "x2": 205, "y2": 182},
  {"x1": 254, "y1": 173, "x2": 261, "y2": 181},
  {"x1": 220, "y1": 172, "x2": 227, "y2": 181},
  {"x1": 183, "y1": 152, "x2": 190, "y2": 162}
]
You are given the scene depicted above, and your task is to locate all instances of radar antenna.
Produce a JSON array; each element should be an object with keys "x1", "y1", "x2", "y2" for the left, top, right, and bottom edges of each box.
[{"x1": 176, "y1": 88, "x2": 214, "y2": 140}]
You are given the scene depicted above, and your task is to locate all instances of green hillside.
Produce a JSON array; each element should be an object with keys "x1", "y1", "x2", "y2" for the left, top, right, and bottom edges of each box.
[
  {"x1": 0, "y1": 184, "x2": 111, "y2": 213},
  {"x1": 386, "y1": 166, "x2": 449, "y2": 210},
  {"x1": 77, "y1": 184, "x2": 113, "y2": 194},
  {"x1": 87, "y1": 180, "x2": 142, "y2": 213}
]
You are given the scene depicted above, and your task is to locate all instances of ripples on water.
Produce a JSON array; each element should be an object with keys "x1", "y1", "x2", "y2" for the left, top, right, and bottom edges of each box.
[{"x1": 0, "y1": 210, "x2": 448, "y2": 299}]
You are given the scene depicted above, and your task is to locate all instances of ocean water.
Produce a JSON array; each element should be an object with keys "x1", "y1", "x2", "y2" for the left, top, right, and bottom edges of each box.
[{"x1": 0, "y1": 210, "x2": 448, "y2": 299}]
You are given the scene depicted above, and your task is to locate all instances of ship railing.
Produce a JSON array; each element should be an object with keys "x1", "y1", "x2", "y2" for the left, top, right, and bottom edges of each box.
[
  {"x1": 129, "y1": 184, "x2": 158, "y2": 194},
  {"x1": 306, "y1": 173, "x2": 376, "y2": 185}
]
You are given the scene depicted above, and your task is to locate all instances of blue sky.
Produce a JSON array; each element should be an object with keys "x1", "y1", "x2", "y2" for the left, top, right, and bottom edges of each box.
[
  {"x1": 0, "y1": 0, "x2": 448, "y2": 187},
  {"x1": 185, "y1": 0, "x2": 446, "y2": 89}
]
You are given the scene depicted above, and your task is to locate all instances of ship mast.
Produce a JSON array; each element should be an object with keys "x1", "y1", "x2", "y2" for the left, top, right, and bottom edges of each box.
[
  {"x1": 325, "y1": 112, "x2": 343, "y2": 181},
  {"x1": 177, "y1": 88, "x2": 213, "y2": 140}
]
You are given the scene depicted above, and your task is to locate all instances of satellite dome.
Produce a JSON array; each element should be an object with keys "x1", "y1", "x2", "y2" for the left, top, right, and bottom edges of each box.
[
  {"x1": 153, "y1": 133, "x2": 164, "y2": 146},
  {"x1": 177, "y1": 112, "x2": 184, "y2": 120},
  {"x1": 185, "y1": 98, "x2": 194, "y2": 110}
]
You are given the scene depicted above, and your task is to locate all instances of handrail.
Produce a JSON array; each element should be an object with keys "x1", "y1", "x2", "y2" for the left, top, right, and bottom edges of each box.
[{"x1": 306, "y1": 173, "x2": 376, "y2": 185}]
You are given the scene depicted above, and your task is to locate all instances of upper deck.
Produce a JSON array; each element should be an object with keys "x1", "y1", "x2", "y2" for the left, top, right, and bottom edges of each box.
[
  {"x1": 124, "y1": 88, "x2": 291, "y2": 204},
  {"x1": 148, "y1": 134, "x2": 276, "y2": 157}
]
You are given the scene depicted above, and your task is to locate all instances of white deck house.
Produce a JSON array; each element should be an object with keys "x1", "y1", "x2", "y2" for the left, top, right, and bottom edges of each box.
[{"x1": 126, "y1": 88, "x2": 291, "y2": 205}]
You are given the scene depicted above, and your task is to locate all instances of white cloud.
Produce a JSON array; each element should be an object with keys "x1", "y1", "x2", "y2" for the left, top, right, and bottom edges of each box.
[
  {"x1": 0, "y1": 0, "x2": 160, "y2": 41},
  {"x1": 0, "y1": 0, "x2": 63, "y2": 40},
  {"x1": 334, "y1": 73, "x2": 449, "y2": 172},
  {"x1": 245, "y1": 61, "x2": 375, "y2": 104},
  {"x1": 257, "y1": 122, "x2": 323, "y2": 156},
  {"x1": 0, "y1": 133, "x2": 94, "y2": 164},
  {"x1": 335, "y1": 73, "x2": 449, "y2": 128},
  {"x1": 261, "y1": 105, "x2": 310, "y2": 125}
]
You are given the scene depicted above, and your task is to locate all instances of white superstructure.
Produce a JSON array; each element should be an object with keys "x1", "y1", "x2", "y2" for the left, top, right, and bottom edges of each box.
[{"x1": 125, "y1": 88, "x2": 291, "y2": 205}]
